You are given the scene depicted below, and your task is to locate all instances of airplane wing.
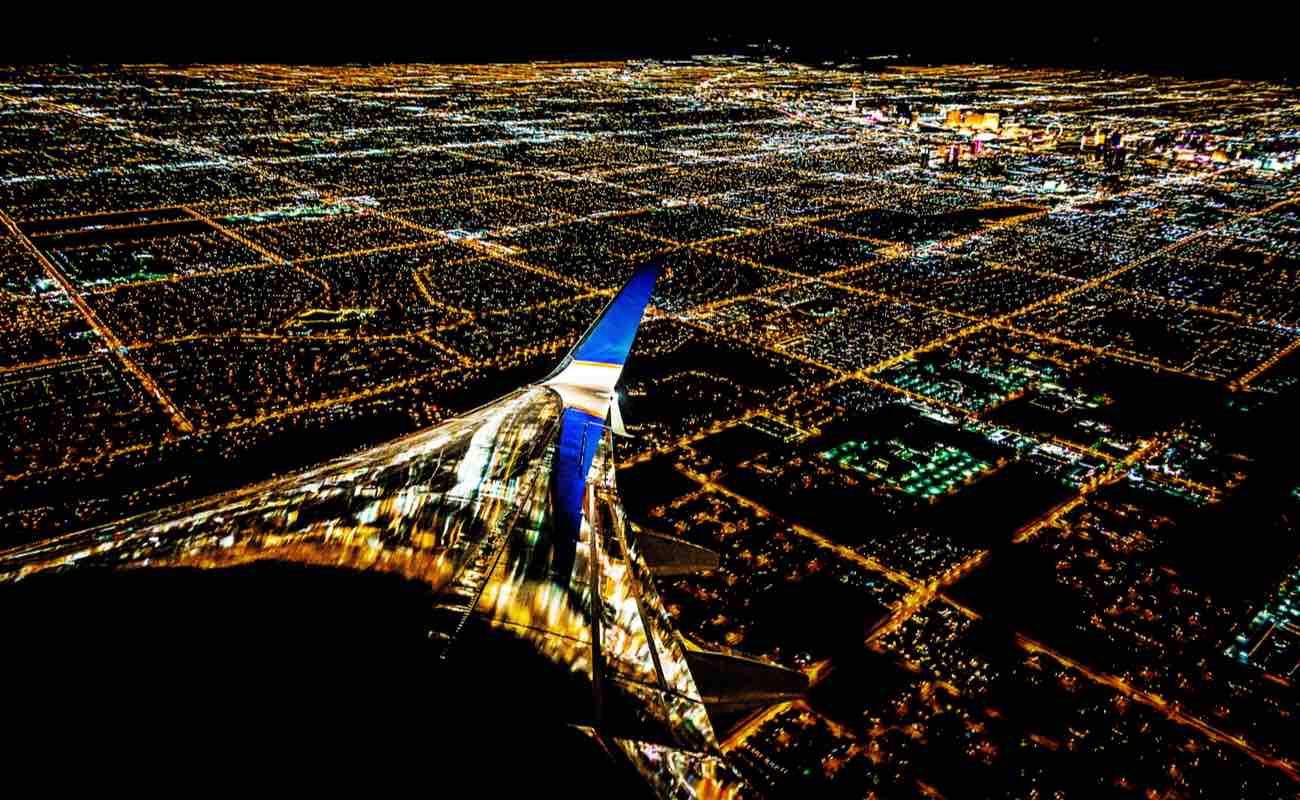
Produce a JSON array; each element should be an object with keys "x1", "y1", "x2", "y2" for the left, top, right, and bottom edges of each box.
[{"x1": 0, "y1": 259, "x2": 798, "y2": 797}]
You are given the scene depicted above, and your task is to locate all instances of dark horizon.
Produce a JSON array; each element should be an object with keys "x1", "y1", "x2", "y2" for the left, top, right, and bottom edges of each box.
[{"x1": 8, "y1": 17, "x2": 1299, "y2": 83}]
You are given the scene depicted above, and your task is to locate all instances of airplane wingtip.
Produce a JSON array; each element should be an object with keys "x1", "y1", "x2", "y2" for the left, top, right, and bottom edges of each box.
[{"x1": 547, "y1": 257, "x2": 664, "y2": 380}]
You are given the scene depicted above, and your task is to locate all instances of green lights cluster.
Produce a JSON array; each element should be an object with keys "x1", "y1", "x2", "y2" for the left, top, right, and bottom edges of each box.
[
  {"x1": 885, "y1": 359, "x2": 1035, "y2": 410},
  {"x1": 821, "y1": 438, "x2": 991, "y2": 497}
]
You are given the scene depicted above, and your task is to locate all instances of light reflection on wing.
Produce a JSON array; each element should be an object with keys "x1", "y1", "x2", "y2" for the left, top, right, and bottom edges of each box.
[{"x1": 0, "y1": 383, "x2": 748, "y2": 798}]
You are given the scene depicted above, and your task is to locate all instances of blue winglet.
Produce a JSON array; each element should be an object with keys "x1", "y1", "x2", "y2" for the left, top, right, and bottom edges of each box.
[{"x1": 549, "y1": 259, "x2": 661, "y2": 375}]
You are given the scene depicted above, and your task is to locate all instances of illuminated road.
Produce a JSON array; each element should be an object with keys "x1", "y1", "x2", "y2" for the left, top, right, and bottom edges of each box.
[
  {"x1": 0, "y1": 207, "x2": 195, "y2": 434},
  {"x1": 1013, "y1": 430, "x2": 1169, "y2": 544},
  {"x1": 1237, "y1": 333, "x2": 1300, "y2": 388}
]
